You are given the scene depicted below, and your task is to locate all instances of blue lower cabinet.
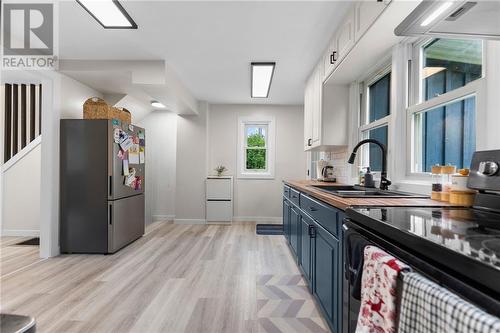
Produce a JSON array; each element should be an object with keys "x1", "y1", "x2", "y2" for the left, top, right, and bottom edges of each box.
[
  {"x1": 290, "y1": 206, "x2": 300, "y2": 256},
  {"x1": 283, "y1": 198, "x2": 291, "y2": 241},
  {"x1": 299, "y1": 214, "x2": 314, "y2": 285},
  {"x1": 313, "y1": 221, "x2": 341, "y2": 333},
  {"x1": 282, "y1": 185, "x2": 342, "y2": 333}
]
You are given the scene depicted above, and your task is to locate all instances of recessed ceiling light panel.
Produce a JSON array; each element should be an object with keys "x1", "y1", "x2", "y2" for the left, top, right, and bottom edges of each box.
[
  {"x1": 251, "y1": 62, "x2": 275, "y2": 98},
  {"x1": 151, "y1": 101, "x2": 165, "y2": 108},
  {"x1": 77, "y1": 0, "x2": 138, "y2": 29}
]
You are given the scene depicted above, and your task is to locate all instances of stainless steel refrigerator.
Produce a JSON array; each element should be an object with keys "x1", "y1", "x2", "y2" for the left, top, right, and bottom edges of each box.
[{"x1": 60, "y1": 119, "x2": 145, "y2": 254}]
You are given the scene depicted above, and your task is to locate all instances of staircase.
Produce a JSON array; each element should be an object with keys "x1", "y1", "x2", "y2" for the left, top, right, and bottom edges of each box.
[{"x1": 3, "y1": 83, "x2": 42, "y2": 164}]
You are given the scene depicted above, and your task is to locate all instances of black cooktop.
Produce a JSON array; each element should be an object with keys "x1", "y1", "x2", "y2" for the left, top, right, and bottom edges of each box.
[{"x1": 351, "y1": 207, "x2": 500, "y2": 271}]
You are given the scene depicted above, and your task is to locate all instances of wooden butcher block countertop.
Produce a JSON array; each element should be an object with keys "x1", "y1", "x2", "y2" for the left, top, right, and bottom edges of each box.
[{"x1": 284, "y1": 179, "x2": 462, "y2": 211}]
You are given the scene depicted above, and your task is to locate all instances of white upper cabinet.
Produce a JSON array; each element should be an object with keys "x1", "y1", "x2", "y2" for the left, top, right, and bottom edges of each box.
[
  {"x1": 335, "y1": 7, "x2": 356, "y2": 66},
  {"x1": 323, "y1": 7, "x2": 355, "y2": 80},
  {"x1": 304, "y1": 64, "x2": 323, "y2": 150},
  {"x1": 355, "y1": 0, "x2": 389, "y2": 42},
  {"x1": 311, "y1": 66, "x2": 322, "y2": 146},
  {"x1": 304, "y1": 75, "x2": 313, "y2": 150},
  {"x1": 323, "y1": 1, "x2": 391, "y2": 81}
]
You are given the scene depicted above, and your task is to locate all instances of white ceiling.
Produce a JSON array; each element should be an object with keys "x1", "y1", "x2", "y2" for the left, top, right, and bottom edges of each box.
[{"x1": 58, "y1": 1, "x2": 351, "y2": 105}]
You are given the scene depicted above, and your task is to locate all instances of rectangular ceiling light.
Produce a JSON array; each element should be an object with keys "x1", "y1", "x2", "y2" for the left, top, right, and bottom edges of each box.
[
  {"x1": 420, "y1": 1, "x2": 453, "y2": 27},
  {"x1": 251, "y1": 62, "x2": 275, "y2": 98},
  {"x1": 77, "y1": 0, "x2": 138, "y2": 29}
]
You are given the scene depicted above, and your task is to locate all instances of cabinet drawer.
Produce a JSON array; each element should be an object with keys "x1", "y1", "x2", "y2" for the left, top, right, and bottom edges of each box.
[
  {"x1": 206, "y1": 201, "x2": 232, "y2": 222},
  {"x1": 206, "y1": 178, "x2": 232, "y2": 200},
  {"x1": 290, "y1": 188, "x2": 300, "y2": 206},
  {"x1": 283, "y1": 185, "x2": 291, "y2": 198},
  {"x1": 300, "y1": 194, "x2": 339, "y2": 237}
]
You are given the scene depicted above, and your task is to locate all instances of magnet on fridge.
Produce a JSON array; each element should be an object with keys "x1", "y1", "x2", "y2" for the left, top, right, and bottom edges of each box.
[
  {"x1": 113, "y1": 128, "x2": 122, "y2": 143},
  {"x1": 139, "y1": 139, "x2": 145, "y2": 147},
  {"x1": 112, "y1": 119, "x2": 121, "y2": 128},
  {"x1": 138, "y1": 131, "x2": 145, "y2": 139},
  {"x1": 134, "y1": 176, "x2": 142, "y2": 190},
  {"x1": 119, "y1": 135, "x2": 133, "y2": 151},
  {"x1": 129, "y1": 124, "x2": 134, "y2": 131},
  {"x1": 123, "y1": 159, "x2": 129, "y2": 175}
]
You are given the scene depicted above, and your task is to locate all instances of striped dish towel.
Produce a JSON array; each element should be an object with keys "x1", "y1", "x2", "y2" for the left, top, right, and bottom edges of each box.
[
  {"x1": 355, "y1": 246, "x2": 410, "y2": 333},
  {"x1": 398, "y1": 272, "x2": 500, "y2": 333}
]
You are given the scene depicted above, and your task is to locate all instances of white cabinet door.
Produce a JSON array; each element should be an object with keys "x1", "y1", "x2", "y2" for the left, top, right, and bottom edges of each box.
[
  {"x1": 355, "y1": 0, "x2": 388, "y2": 42},
  {"x1": 311, "y1": 66, "x2": 322, "y2": 147},
  {"x1": 206, "y1": 201, "x2": 232, "y2": 222},
  {"x1": 304, "y1": 76, "x2": 313, "y2": 150},
  {"x1": 335, "y1": 8, "x2": 355, "y2": 65},
  {"x1": 323, "y1": 38, "x2": 336, "y2": 80},
  {"x1": 206, "y1": 178, "x2": 232, "y2": 200}
]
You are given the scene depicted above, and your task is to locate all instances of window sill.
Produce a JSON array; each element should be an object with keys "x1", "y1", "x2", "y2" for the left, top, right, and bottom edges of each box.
[
  {"x1": 392, "y1": 179, "x2": 432, "y2": 195},
  {"x1": 237, "y1": 172, "x2": 275, "y2": 180}
]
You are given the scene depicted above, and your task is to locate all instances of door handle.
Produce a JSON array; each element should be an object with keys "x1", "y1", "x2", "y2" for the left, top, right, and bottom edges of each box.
[
  {"x1": 330, "y1": 51, "x2": 337, "y2": 64},
  {"x1": 308, "y1": 225, "x2": 316, "y2": 238},
  {"x1": 108, "y1": 204, "x2": 113, "y2": 225},
  {"x1": 109, "y1": 175, "x2": 113, "y2": 197}
]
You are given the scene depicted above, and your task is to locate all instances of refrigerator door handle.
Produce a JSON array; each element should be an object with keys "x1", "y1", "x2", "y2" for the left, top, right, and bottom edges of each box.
[
  {"x1": 109, "y1": 175, "x2": 113, "y2": 197},
  {"x1": 108, "y1": 203, "x2": 113, "y2": 225}
]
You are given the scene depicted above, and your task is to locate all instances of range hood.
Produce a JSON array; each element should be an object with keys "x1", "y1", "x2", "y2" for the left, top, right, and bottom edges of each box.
[{"x1": 395, "y1": 1, "x2": 500, "y2": 40}]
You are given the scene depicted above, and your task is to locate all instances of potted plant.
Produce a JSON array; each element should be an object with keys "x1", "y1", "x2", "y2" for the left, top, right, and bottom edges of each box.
[{"x1": 214, "y1": 165, "x2": 227, "y2": 177}]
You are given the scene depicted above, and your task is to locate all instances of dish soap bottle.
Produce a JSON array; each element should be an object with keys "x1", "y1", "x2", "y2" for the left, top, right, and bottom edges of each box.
[{"x1": 364, "y1": 167, "x2": 375, "y2": 188}]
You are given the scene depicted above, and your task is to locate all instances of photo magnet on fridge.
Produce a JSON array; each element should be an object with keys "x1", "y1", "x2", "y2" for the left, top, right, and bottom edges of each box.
[{"x1": 119, "y1": 134, "x2": 133, "y2": 151}]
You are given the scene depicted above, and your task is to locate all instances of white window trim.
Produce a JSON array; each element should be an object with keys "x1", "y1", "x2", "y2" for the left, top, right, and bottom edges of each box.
[
  {"x1": 404, "y1": 38, "x2": 486, "y2": 180},
  {"x1": 237, "y1": 116, "x2": 275, "y2": 179},
  {"x1": 358, "y1": 62, "x2": 392, "y2": 175}
]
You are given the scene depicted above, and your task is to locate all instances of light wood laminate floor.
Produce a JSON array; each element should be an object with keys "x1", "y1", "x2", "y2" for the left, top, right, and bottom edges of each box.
[
  {"x1": 0, "y1": 222, "x2": 329, "y2": 333},
  {"x1": 1, "y1": 236, "x2": 42, "y2": 277}
]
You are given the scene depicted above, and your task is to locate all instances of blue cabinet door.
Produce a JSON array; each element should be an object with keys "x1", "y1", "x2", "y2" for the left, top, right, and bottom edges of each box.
[
  {"x1": 283, "y1": 198, "x2": 291, "y2": 241},
  {"x1": 299, "y1": 214, "x2": 313, "y2": 284},
  {"x1": 313, "y1": 221, "x2": 340, "y2": 333},
  {"x1": 290, "y1": 206, "x2": 300, "y2": 256}
]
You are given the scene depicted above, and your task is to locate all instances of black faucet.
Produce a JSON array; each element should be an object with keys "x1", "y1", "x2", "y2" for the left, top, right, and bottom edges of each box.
[{"x1": 347, "y1": 139, "x2": 392, "y2": 191}]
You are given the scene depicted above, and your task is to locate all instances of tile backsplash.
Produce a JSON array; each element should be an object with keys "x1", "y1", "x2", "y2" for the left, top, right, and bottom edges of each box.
[{"x1": 311, "y1": 148, "x2": 349, "y2": 184}]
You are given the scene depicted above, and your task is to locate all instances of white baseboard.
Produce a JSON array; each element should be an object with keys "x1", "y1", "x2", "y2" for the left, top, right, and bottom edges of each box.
[
  {"x1": 152, "y1": 215, "x2": 175, "y2": 222},
  {"x1": 1, "y1": 229, "x2": 40, "y2": 237},
  {"x1": 232, "y1": 216, "x2": 282, "y2": 223},
  {"x1": 174, "y1": 219, "x2": 206, "y2": 225}
]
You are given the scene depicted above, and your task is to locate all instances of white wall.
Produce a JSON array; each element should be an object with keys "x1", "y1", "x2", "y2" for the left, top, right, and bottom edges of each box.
[
  {"x1": 60, "y1": 75, "x2": 103, "y2": 119},
  {"x1": 2, "y1": 145, "x2": 42, "y2": 236},
  {"x1": 208, "y1": 104, "x2": 305, "y2": 220},
  {"x1": 0, "y1": 74, "x2": 102, "y2": 243},
  {"x1": 175, "y1": 102, "x2": 208, "y2": 224},
  {"x1": 137, "y1": 111, "x2": 177, "y2": 224}
]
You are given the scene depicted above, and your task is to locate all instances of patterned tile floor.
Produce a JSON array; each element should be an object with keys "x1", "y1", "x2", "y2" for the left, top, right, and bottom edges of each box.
[{"x1": 257, "y1": 274, "x2": 330, "y2": 333}]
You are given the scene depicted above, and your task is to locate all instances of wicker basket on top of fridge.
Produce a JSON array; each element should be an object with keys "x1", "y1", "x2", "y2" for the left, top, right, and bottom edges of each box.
[{"x1": 83, "y1": 97, "x2": 131, "y2": 124}]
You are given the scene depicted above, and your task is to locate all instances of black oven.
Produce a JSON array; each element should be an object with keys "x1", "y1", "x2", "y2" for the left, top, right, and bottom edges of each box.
[{"x1": 342, "y1": 218, "x2": 500, "y2": 333}]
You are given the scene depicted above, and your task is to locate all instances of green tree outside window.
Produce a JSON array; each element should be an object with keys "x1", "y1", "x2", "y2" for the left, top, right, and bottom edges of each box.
[{"x1": 246, "y1": 131, "x2": 267, "y2": 170}]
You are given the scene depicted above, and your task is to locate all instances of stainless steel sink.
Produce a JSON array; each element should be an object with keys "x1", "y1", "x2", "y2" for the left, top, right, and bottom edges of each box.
[{"x1": 309, "y1": 185, "x2": 428, "y2": 199}]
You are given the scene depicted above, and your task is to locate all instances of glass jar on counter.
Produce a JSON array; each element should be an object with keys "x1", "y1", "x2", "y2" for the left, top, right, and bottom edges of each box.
[{"x1": 431, "y1": 165, "x2": 442, "y2": 200}]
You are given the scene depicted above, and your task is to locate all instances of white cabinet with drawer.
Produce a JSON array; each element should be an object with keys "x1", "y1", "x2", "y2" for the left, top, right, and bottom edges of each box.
[{"x1": 206, "y1": 176, "x2": 233, "y2": 223}]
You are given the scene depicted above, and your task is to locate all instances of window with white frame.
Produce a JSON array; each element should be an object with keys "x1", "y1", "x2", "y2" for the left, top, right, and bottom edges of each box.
[
  {"x1": 237, "y1": 117, "x2": 275, "y2": 179},
  {"x1": 409, "y1": 38, "x2": 483, "y2": 173},
  {"x1": 359, "y1": 65, "x2": 391, "y2": 172}
]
